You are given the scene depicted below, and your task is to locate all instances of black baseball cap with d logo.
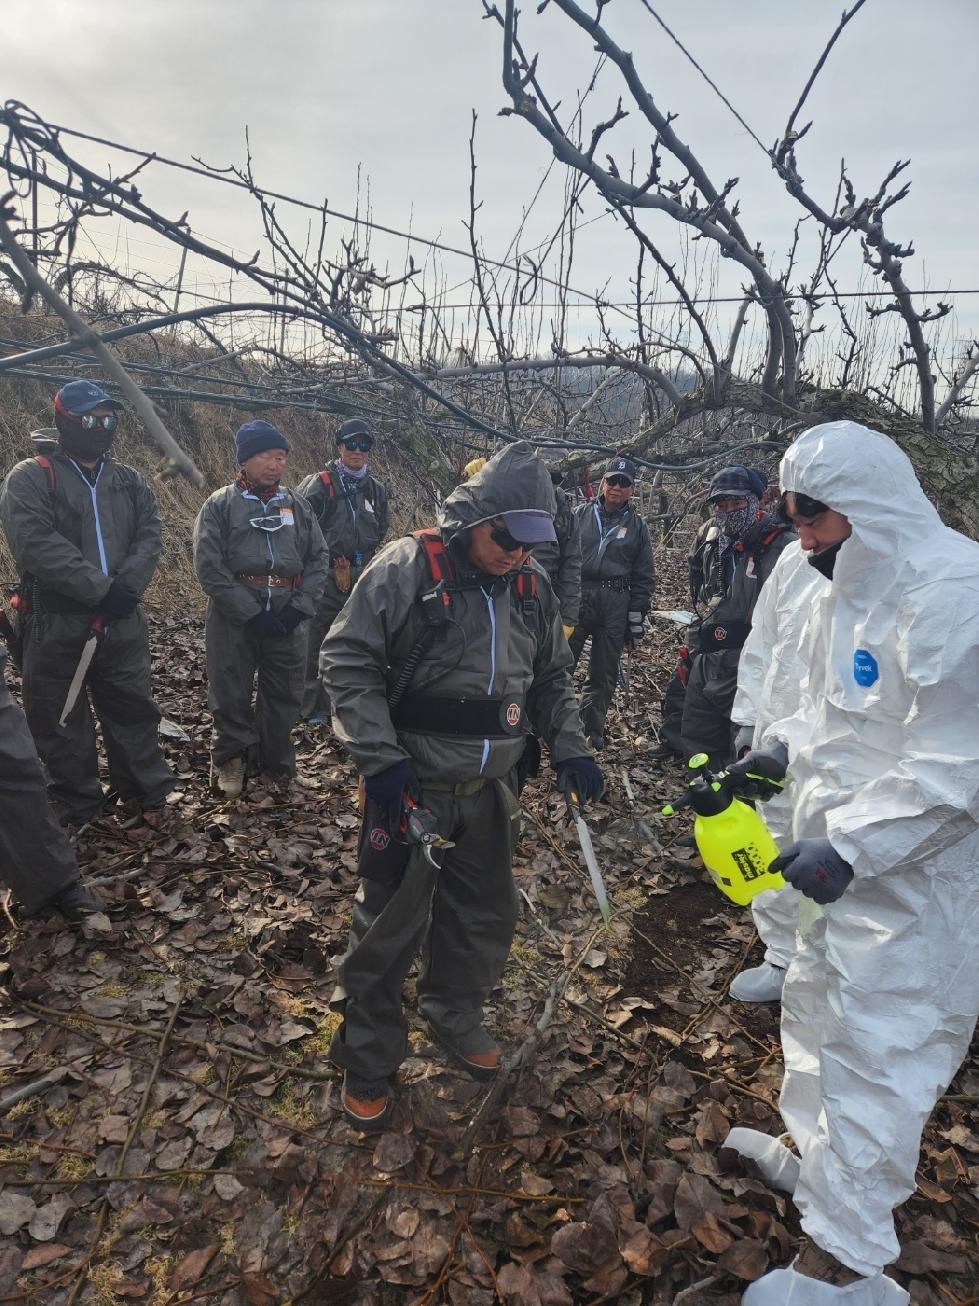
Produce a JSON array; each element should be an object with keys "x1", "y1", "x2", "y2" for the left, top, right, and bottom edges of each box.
[{"x1": 604, "y1": 456, "x2": 636, "y2": 483}]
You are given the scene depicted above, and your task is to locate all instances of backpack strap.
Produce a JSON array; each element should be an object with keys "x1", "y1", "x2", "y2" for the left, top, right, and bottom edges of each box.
[
  {"x1": 321, "y1": 465, "x2": 376, "y2": 507},
  {"x1": 413, "y1": 527, "x2": 455, "y2": 585},
  {"x1": 753, "y1": 524, "x2": 790, "y2": 562},
  {"x1": 412, "y1": 526, "x2": 539, "y2": 619},
  {"x1": 34, "y1": 455, "x2": 55, "y2": 491},
  {"x1": 514, "y1": 565, "x2": 538, "y2": 616}
]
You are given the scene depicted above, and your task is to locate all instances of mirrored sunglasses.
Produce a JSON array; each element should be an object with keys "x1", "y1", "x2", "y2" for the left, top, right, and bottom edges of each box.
[
  {"x1": 79, "y1": 413, "x2": 118, "y2": 433},
  {"x1": 341, "y1": 438, "x2": 373, "y2": 452}
]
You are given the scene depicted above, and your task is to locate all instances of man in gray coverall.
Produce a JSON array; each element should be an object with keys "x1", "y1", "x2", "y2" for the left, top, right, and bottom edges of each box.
[
  {"x1": 193, "y1": 421, "x2": 329, "y2": 798},
  {"x1": 679, "y1": 465, "x2": 792, "y2": 769},
  {"x1": 296, "y1": 417, "x2": 389, "y2": 724},
  {"x1": 569, "y1": 457, "x2": 654, "y2": 750},
  {"x1": 0, "y1": 647, "x2": 100, "y2": 921},
  {"x1": 533, "y1": 469, "x2": 582, "y2": 638},
  {"x1": 321, "y1": 441, "x2": 602, "y2": 1129},
  {"x1": 0, "y1": 380, "x2": 174, "y2": 826}
]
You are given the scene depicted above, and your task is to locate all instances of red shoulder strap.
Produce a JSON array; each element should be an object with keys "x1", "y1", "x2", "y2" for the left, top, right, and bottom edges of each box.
[
  {"x1": 413, "y1": 527, "x2": 454, "y2": 583},
  {"x1": 754, "y1": 525, "x2": 788, "y2": 558},
  {"x1": 515, "y1": 566, "x2": 538, "y2": 600},
  {"x1": 318, "y1": 469, "x2": 335, "y2": 497},
  {"x1": 34, "y1": 455, "x2": 55, "y2": 491}
]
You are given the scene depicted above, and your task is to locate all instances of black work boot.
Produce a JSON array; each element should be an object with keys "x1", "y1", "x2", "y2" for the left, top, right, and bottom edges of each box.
[
  {"x1": 646, "y1": 742, "x2": 681, "y2": 762},
  {"x1": 27, "y1": 882, "x2": 102, "y2": 923}
]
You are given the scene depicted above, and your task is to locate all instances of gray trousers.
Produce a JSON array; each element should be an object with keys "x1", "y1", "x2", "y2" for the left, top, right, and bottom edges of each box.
[
  {"x1": 569, "y1": 586, "x2": 629, "y2": 740},
  {"x1": 205, "y1": 606, "x2": 305, "y2": 775},
  {"x1": 679, "y1": 649, "x2": 739, "y2": 771},
  {"x1": 329, "y1": 777, "x2": 521, "y2": 1082},
  {"x1": 0, "y1": 665, "x2": 80, "y2": 911},
  {"x1": 659, "y1": 668, "x2": 686, "y2": 754},
  {"x1": 301, "y1": 571, "x2": 358, "y2": 718},
  {"x1": 22, "y1": 609, "x2": 172, "y2": 824}
]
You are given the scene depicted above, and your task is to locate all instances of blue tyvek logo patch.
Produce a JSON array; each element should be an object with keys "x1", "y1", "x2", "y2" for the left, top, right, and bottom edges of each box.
[{"x1": 853, "y1": 648, "x2": 879, "y2": 687}]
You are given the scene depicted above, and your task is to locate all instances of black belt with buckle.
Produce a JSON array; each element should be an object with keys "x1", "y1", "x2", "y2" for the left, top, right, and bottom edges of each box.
[
  {"x1": 392, "y1": 693, "x2": 528, "y2": 738},
  {"x1": 585, "y1": 576, "x2": 630, "y2": 592}
]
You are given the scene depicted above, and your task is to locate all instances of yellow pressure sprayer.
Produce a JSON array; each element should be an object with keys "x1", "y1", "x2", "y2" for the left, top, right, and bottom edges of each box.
[{"x1": 662, "y1": 754, "x2": 785, "y2": 905}]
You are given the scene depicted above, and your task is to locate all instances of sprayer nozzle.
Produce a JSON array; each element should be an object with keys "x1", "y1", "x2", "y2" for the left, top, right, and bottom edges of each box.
[{"x1": 688, "y1": 753, "x2": 709, "y2": 771}]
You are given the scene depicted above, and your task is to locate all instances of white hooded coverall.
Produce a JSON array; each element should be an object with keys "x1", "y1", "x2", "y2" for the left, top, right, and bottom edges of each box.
[
  {"x1": 732, "y1": 541, "x2": 829, "y2": 968},
  {"x1": 765, "y1": 422, "x2": 979, "y2": 1283}
]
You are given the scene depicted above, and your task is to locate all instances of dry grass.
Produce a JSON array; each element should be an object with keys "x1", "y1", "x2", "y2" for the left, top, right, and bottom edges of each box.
[{"x1": 0, "y1": 303, "x2": 449, "y2": 614}]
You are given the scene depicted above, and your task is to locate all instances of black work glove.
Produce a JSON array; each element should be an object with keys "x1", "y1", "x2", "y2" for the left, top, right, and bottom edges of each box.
[
  {"x1": 624, "y1": 610, "x2": 645, "y2": 648},
  {"x1": 724, "y1": 740, "x2": 789, "y2": 801},
  {"x1": 248, "y1": 607, "x2": 286, "y2": 637},
  {"x1": 363, "y1": 759, "x2": 421, "y2": 820},
  {"x1": 772, "y1": 838, "x2": 853, "y2": 904},
  {"x1": 276, "y1": 602, "x2": 307, "y2": 634},
  {"x1": 555, "y1": 756, "x2": 605, "y2": 805},
  {"x1": 99, "y1": 579, "x2": 139, "y2": 619}
]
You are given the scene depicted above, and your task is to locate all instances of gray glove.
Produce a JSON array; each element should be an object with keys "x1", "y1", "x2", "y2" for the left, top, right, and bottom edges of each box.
[
  {"x1": 771, "y1": 838, "x2": 853, "y2": 904},
  {"x1": 724, "y1": 740, "x2": 788, "y2": 801},
  {"x1": 733, "y1": 724, "x2": 754, "y2": 758},
  {"x1": 625, "y1": 610, "x2": 645, "y2": 646}
]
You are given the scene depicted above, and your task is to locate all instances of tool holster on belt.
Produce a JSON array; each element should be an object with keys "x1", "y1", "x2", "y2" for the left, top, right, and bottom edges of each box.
[{"x1": 332, "y1": 557, "x2": 352, "y2": 594}]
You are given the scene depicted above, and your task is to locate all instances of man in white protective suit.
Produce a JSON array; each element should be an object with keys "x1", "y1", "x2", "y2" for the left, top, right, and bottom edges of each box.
[
  {"x1": 726, "y1": 540, "x2": 829, "y2": 1004},
  {"x1": 727, "y1": 421, "x2": 979, "y2": 1304}
]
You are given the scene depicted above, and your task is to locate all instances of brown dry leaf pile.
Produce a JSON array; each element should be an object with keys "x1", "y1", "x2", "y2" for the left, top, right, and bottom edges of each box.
[{"x1": 0, "y1": 549, "x2": 977, "y2": 1306}]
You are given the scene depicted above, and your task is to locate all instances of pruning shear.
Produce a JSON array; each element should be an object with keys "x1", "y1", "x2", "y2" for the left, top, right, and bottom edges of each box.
[{"x1": 401, "y1": 794, "x2": 455, "y2": 867}]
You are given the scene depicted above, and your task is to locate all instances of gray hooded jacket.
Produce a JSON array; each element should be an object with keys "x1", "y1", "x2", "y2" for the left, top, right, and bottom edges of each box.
[{"x1": 321, "y1": 441, "x2": 590, "y2": 782}]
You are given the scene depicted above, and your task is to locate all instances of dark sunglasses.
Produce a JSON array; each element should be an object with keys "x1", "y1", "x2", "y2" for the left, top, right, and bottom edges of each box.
[
  {"x1": 341, "y1": 438, "x2": 373, "y2": 452},
  {"x1": 490, "y1": 523, "x2": 532, "y2": 553},
  {"x1": 79, "y1": 413, "x2": 118, "y2": 433},
  {"x1": 605, "y1": 475, "x2": 632, "y2": 488}
]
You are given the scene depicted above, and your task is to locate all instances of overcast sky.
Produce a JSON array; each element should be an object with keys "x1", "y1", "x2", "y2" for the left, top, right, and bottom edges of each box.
[{"x1": 4, "y1": 0, "x2": 979, "y2": 356}]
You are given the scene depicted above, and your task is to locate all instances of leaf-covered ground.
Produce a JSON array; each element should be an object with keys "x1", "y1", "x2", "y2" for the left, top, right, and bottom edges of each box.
[{"x1": 1, "y1": 546, "x2": 977, "y2": 1305}]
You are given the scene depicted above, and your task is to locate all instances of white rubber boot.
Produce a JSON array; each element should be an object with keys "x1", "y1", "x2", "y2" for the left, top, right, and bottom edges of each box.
[
  {"x1": 730, "y1": 961, "x2": 786, "y2": 1002},
  {"x1": 722, "y1": 1127, "x2": 800, "y2": 1194},
  {"x1": 743, "y1": 1264, "x2": 910, "y2": 1304}
]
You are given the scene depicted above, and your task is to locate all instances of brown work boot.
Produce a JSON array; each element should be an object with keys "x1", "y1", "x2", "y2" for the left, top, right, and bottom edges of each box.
[
  {"x1": 341, "y1": 1073, "x2": 392, "y2": 1131},
  {"x1": 429, "y1": 1025, "x2": 502, "y2": 1082},
  {"x1": 794, "y1": 1237, "x2": 863, "y2": 1286}
]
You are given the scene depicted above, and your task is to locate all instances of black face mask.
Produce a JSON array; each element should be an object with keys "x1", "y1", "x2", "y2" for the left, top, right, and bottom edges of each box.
[
  {"x1": 808, "y1": 538, "x2": 845, "y2": 579},
  {"x1": 54, "y1": 411, "x2": 114, "y2": 461}
]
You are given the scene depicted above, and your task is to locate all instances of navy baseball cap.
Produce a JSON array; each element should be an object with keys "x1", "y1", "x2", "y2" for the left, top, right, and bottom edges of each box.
[
  {"x1": 55, "y1": 380, "x2": 123, "y2": 413},
  {"x1": 499, "y1": 509, "x2": 557, "y2": 544},
  {"x1": 604, "y1": 456, "x2": 636, "y2": 482}
]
